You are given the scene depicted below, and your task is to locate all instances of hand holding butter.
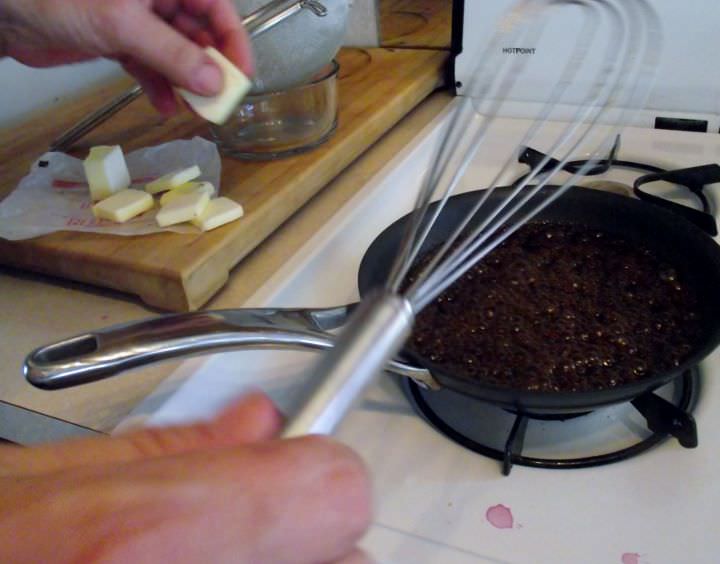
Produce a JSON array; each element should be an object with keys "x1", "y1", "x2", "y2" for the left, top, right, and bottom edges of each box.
[
  {"x1": 177, "y1": 47, "x2": 253, "y2": 125},
  {"x1": 83, "y1": 145, "x2": 243, "y2": 231},
  {"x1": 0, "y1": 0, "x2": 253, "y2": 118},
  {"x1": 3, "y1": 0, "x2": 253, "y2": 232}
]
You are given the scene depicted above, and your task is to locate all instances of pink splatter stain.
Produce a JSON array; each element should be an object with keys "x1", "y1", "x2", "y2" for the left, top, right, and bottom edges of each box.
[
  {"x1": 100, "y1": 314, "x2": 109, "y2": 321},
  {"x1": 621, "y1": 553, "x2": 640, "y2": 564},
  {"x1": 486, "y1": 504, "x2": 514, "y2": 529}
]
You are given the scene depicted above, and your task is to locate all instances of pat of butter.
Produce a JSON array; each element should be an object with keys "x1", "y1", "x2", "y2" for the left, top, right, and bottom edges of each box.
[
  {"x1": 83, "y1": 145, "x2": 131, "y2": 201},
  {"x1": 156, "y1": 190, "x2": 210, "y2": 227},
  {"x1": 146, "y1": 165, "x2": 201, "y2": 194},
  {"x1": 176, "y1": 47, "x2": 252, "y2": 125},
  {"x1": 159, "y1": 181, "x2": 215, "y2": 206},
  {"x1": 191, "y1": 197, "x2": 244, "y2": 231},
  {"x1": 93, "y1": 189, "x2": 153, "y2": 223}
]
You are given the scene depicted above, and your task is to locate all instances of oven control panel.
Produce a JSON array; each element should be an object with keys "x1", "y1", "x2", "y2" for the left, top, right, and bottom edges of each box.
[{"x1": 454, "y1": 0, "x2": 720, "y2": 130}]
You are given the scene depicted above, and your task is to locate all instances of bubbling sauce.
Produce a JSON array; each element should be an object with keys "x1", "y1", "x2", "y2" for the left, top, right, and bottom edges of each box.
[{"x1": 407, "y1": 222, "x2": 704, "y2": 392}]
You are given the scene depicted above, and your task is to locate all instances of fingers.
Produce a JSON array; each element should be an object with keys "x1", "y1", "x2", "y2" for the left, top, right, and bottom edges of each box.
[
  {"x1": 169, "y1": 8, "x2": 253, "y2": 74},
  {"x1": 93, "y1": 0, "x2": 224, "y2": 95},
  {"x1": 0, "y1": 392, "x2": 282, "y2": 477},
  {"x1": 333, "y1": 548, "x2": 374, "y2": 564},
  {"x1": 108, "y1": 436, "x2": 372, "y2": 564},
  {"x1": 2, "y1": 45, "x2": 96, "y2": 67},
  {"x1": 225, "y1": 437, "x2": 372, "y2": 564},
  {"x1": 4, "y1": 0, "x2": 254, "y2": 111},
  {"x1": 171, "y1": 11, "x2": 216, "y2": 47},
  {"x1": 121, "y1": 58, "x2": 179, "y2": 116},
  {"x1": 94, "y1": 0, "x2": 253, "y2": 95},
  {"x1": 184, "y1": 0, "x2": 255, "y2": 74},
  {"x1": 214, "y1": 390, "x2": 285, "y2": 440},
  {"x1": 0, "y1": 436, "x2": 372, "y2": 564},
  {"x1": 111, "y1": 426, "x2": 369, "y2": 563}
]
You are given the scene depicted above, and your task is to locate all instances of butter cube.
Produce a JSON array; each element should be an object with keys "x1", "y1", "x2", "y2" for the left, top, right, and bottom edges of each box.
[
  {"x1": 191, "y1": 197, "x2": 244, "y2": 231},
  {"x1": 83, "y1": 145, "x2": 131, "y2": 201},
  {"x1": 159, "y1": 181, "x2": 215, "y2": 206},
  {"x1": 156, "y1": 190, "x2": 210, "y2": 227},
  {"x1": 176, "y1": 47, "x2": 252, "y2": 125},
  {"x1": 146, "y1": 165, "x2": 201, "y2": 194},
  {"x1": 93, "y1": 189, "x2": 153, "y2": 223}
]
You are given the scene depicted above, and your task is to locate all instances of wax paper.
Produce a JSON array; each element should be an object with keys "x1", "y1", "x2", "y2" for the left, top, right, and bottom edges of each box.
[{"x1": 0, "y1": 137, "x2": 220, "y2": 240}]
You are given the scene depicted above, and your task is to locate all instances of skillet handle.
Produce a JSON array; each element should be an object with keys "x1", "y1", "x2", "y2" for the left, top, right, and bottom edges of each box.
[
  {"x1": 24, "y1": 307, "x2": 439, "y2": 391},
  {"x1": 24, "y1": 308, "x2": 342, "y2": 390}
]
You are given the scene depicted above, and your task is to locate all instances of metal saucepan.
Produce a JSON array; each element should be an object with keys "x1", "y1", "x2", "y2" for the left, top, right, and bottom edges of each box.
[{"x1": 25, "y1": 187, "x2": 720, "y2": 415}]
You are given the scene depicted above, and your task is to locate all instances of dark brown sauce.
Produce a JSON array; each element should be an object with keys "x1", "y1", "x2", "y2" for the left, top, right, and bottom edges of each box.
[{"x1": 407, "y1": 221, "x2": 704, "y2": 392}]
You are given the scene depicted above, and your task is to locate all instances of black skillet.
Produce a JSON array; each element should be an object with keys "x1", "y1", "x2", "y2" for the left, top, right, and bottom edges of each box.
[
  {"x1": 358, "y1": 185, "x2": 720, "y2": 415},
  {"x1": 25, "y1": 186, "x2": 720, "y2": 416}
]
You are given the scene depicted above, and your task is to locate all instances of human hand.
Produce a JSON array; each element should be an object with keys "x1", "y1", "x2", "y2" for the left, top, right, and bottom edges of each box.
[
  {"x1": 0, "y1": 0, "x2": 253, "y2": 115},
  {"x1": 0, "y1": 393, "x2": 371, "y2": 563}
]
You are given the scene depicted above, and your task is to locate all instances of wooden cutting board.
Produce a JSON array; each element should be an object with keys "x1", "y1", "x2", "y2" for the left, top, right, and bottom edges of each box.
[
  {"x1": 0, "y1": 47, "x2": 448, "y2": 311},
  {"x1": 380, "y1": 0, "x2": 453, "y2": 48}
]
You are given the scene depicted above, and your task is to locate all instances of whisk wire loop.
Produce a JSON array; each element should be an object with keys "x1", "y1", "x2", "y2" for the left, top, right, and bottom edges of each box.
[
  {"x1": 400, "y1": 0, "x2": 660, "y2": 310},
  {"x1": 402, "y1": 0, "x2": 611, "y2": 305},
  {"x1": 284, "y1": 0, "x2": 663, "y2": 437}
]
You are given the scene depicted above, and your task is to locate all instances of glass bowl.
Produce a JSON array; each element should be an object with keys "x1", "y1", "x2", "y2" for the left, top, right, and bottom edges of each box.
[{"x1": 209, "y1": 61, "x2": 339, "y2": 160}]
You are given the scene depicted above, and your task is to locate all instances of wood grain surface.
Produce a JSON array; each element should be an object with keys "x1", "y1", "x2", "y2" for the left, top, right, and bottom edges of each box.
[
  {"x1": 379, "y1": 0, "x2": 453, "y2": 49},
  {"x1": 0, "y1": 47, "x2": 448, "y2": 312}
]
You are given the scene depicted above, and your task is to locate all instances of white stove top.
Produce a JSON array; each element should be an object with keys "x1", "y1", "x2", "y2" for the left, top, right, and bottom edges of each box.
[{"x1": 123, "y1": 103, "x2": 720, "y2": 564}]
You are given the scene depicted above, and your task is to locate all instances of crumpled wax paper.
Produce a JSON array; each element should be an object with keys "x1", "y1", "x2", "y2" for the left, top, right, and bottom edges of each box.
[{"x1": 0, "y1": 137, "x2": 221, "y2": 240}]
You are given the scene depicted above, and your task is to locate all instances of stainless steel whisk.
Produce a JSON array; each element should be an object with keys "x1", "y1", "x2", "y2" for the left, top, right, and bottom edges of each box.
[{"x1": 281, "y1": 0, "x2": 662, "y2": 437}]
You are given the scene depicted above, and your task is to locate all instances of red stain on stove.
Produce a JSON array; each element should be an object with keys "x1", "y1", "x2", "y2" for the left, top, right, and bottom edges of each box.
[
  {"x1": 486, "y1": 504, "x2": 514, "y2": 529},
  {"x1": 621, "y1": 553, "x2": 641, "y2": 564}
]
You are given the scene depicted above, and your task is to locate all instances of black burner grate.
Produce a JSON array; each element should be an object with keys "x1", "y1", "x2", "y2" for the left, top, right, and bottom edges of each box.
[
  {"x1": 403, "y1": 370, "x2": 699, "y2": 476},
  {"x1": 516, "y1": 138, "x2": 720, "y2": 236}
]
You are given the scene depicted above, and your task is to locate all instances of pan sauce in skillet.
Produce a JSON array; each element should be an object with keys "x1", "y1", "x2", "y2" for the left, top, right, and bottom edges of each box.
[{"x1": 406, "y1": 221, "x2": 704, "y2": 392}]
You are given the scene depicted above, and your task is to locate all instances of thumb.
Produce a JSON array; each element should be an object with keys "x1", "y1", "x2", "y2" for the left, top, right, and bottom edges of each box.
[{"x1": 0, "y1": 392, "x2": 282, "y2": 478}]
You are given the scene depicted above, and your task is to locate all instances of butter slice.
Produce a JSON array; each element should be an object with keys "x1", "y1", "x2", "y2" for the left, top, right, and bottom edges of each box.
[
  {"x1": 191, "y1": 197, "x2": 244, "y2": 231},
  {"x1": 159, "y1": 181, "x2": 215, "y2": 206},
  {"x1": 83, "y1": 145, "x2": 131, "y2": 201},
  {"x1": 176, "y1": 47, "x2": 252, "y2": 125},
  {"x1": 93, "y1": 189, "x2": 153, "y2": 223},
  {"x1": 156, "y1": 190, "x2": 210, "y2": 227},
  {"x1": 146, "y1": 165, "x2": 201, "y2": 194}
]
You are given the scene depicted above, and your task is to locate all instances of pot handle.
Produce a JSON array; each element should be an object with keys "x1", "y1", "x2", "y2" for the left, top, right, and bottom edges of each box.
[
  {"x1": 24, "y1": 307, "x2": 438, "y2": 391},
  {"x1": 633, "y1": 164, "x2": 720, "y2": 237}
]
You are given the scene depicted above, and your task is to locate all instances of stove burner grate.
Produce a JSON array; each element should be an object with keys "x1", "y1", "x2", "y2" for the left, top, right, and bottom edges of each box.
[
  {"x1": 517, "y1": 138, "x2": 720, "y2": 237},
  {"x1": 404, "y1": 370, "x2": 698, "y2": 476}
]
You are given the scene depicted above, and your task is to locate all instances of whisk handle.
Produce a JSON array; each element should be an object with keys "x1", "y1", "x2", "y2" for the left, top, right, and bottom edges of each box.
[{"x1": 282, "y1": 291, "x2": 414, "y2": 438}]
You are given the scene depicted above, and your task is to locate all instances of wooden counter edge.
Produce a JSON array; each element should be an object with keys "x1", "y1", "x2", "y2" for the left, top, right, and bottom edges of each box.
[{"x1": 0, "y1": 49, "x2": 449, "y2": 313}]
